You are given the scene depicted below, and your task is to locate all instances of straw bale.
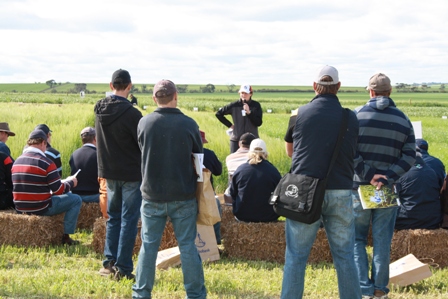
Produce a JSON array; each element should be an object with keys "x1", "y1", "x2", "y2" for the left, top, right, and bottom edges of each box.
[
  {"x1": 220, "y1": 204, "x2": 234, "y2": 238},
  {"x1": 390, "y1": 229, "x2": 448, "y2": 268},
  {"x1": 0, "y1": 210, "x2": 64, "y2": 246},
  {"x1": 91, "y1": 218, "x2": 177, "y2": 255},
  {"x1": 76, "y1": 202, "x2": 103, "y2": 230},
  {"x1": 91, "y1": 217, "x2": 107, "y2": 254},
  {"x1": 223, "y1": 220, "x2": 332, "y2": 264}
]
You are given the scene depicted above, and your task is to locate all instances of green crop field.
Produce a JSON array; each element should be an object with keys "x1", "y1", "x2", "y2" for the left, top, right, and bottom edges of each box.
[
  {"x1": 1, "y1": 91, "x2": 448, "y2": 298},
  {"x1": 2, "y1": 90, "x2": 448, "y2": 194}
]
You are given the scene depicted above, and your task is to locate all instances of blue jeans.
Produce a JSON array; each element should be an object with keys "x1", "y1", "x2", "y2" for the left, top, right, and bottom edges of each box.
[
  {"x1": 132, "y1": 199, "x2": 206, "y2": 299},
  {"x1": 78, "y1": 193, "x2": 99, "y2": 203},
  {"x1": 103, "y1": 180, "x2": 142, "y2": 276},
  {"x1": 281, "y1": 190, "x2": 361, "y2": 299},
  {"x1": 42, "y1": 193, "x2": 82, "y2": 234},
  {"x1": 353, "y1": 190, "x2": 398, "y2": 296}
]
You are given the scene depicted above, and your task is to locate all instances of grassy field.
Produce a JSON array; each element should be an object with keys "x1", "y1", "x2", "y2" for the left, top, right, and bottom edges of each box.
[
  {"x1": 2, "y1": 90, "x2": 448, "y2": 194},
  {"x1": 1, "y1": 91, "x2": 448, "y2": 298}
]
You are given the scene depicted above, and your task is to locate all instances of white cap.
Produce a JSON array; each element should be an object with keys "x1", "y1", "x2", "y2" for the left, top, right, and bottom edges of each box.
[
  {"x1": 314, "y1": 65, "x2": 339, "y2": 85},
  {"x1": 238, "y1": 84, "x2": 253, "y2": 94},
  {"x1": 249, "y1": 138, "x2": 267, "y2": 154}
]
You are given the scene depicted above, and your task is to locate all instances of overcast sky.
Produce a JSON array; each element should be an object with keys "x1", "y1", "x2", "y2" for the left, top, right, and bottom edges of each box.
[{"x1": 1, "y1": 0, "x2": 447, "y2": 87}]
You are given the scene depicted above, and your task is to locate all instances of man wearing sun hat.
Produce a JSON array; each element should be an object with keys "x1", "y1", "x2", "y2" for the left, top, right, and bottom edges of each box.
[
  {"x1": 280, "y1": 65, "x2": 361, "y2": 299},
  {"x1": 352, "y1": 73, "x2": 415, "y2": 299},
  {"x1": 0, "y1": 122, "x2": 15, "y2": 156},
  {"x1": 0, "y1": 122, "x2": 15, "y2": 210},
  {"x1": 215, "y1": 84, "x2": 263, "y2": 153}
]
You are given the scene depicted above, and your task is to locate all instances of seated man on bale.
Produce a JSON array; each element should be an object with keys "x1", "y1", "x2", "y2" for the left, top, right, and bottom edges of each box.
[
  {"x1": 35, "y1": 124, "x2": 63, "y2": 177},
  {"x1": 229, "y1": 138, "x2": 281, "y2": 222},
  {"x1": 12, "y1": 129, "x2": 82, "y2": 245},
  {"x1": 69, "y1": 127, "x2": 100, "y2": 203},
  {"x1": 395, "y1": 152, "x2": 443, "y2": 230},
  {"x1": 223, "y1": 132, "x2": 256, "y2": 202},
  {"x1": 0, "y1": 151, "x2": 14, "y2": 210},
  {"x1": 415, "y1": 138, "x2": 445, "y2": 190}
]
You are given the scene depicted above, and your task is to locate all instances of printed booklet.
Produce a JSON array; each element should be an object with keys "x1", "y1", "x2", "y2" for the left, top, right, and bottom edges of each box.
[{"x1": 358, "y1": 184, "x2": 400, "y2": 209}]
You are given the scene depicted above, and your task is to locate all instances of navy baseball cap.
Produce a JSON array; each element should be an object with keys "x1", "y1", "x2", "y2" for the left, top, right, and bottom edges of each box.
[{"x1": 415, "y1": 138, "x2": 428, "y2": 151}]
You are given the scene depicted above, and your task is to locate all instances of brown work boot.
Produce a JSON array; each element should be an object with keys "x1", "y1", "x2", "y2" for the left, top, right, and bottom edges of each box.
[
  {"x1": 98, "y1": 261, "x2": 116, "y2": 277},
  {"x1": 113, "y1": 266, "x2": 135, "y2": 282},
  {"x1": 61, "y1": 234, "x2": 80, "y2": 245},
  {"x1": 374, "y1": 290, "x2": 388, "y2": 299}
]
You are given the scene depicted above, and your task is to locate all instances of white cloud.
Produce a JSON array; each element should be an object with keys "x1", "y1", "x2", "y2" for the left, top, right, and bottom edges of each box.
[{"x1": 0, "y1": 0, "x2": 447, "y2": 86}]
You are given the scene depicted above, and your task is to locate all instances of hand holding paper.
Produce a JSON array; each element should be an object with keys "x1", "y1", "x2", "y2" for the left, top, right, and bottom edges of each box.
[{"x1": 193, "y1": 153, "x2": 204, "y2": 182}]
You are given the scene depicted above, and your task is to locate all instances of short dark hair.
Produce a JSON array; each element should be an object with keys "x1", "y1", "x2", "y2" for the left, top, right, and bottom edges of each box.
[
  {"x1": 154, "y1": 93, "x2": 176, "y2": 105},
  {"x1": 81, "y1": 134, "x2": 95, "y2": 144}
]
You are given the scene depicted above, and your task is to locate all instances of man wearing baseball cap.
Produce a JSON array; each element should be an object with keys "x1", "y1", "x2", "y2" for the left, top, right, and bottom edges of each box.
[
  {"x1": 69, "y1": 127, "x2": 100, "y2": 203},
  {"x1": 229, "y1": 138, "x2": 281, "y2": 223},
  {"x1": 133, "y1": 79, "x2": 206, "y2": 299},
  {"x1": 0, "y1": 122, "x2": 15, "y2": 156},
  {"x1": 224, "y1": 132, "x2": 257, "y2": 196},
  {"x1": 12, "y1": 129, "x2": 82, "y2": 245},
  {"x1": 35, "y1": 123, "x2": 62, "y2": 176},
  {"x1": 352, "y1": 73, "x2": 415, "y2": 299},
  {"x1": 415, "y1": 138, "x2": 445, "y2": 189},
  {"x1": 215, "y1": 84, "x2": 263, "y2": 153},
  {"x1": 95, "y1": 69, "x2": 143, "y2": 281},
  {"x1": 281, "y1": 65, "x2": 361, "y2": 299}
]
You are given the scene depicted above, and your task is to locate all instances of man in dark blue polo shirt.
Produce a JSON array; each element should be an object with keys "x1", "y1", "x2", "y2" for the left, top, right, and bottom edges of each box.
[{"x1": 280, "y1": 65, "x2": 361, "y2": 299}]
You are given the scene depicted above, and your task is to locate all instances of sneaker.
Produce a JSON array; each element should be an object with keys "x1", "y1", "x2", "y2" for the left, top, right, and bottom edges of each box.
[
  {"x1": 362, "y1": 296, "x2": 373, "y2": 299},
  {"x1": 61, "y1": 234, "x2": 80, "y2": 245},
  {"x1": 113, "y1": 266, "x2": 135, "y2": 281},
  {"x1": 374, "y1": 290, "x2": 388, "y2": 299},
  {"x1": 98, "y1": 261, "x2": 116, "y2": 277}
]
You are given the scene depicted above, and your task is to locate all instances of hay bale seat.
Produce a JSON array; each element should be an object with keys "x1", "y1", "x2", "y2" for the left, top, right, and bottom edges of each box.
[
  {"x1": 0, "y1": 210, "x2": 64, "y2": 246},
  {"x1": 76, "y1": 202, "x2": 103, "y2": 230},
  {"x1": 390, "y1": 229, "x2": 448, "y2": 268},
  {"x1": 92, "y1": 217, "x2": 177, "y2": 256},
  {"x1": 223, "y1": 219, "x2": 332, "y2": 264}
]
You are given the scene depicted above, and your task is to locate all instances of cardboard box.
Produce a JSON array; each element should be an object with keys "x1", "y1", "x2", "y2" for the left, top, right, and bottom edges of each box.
[
  {"x1": 156, "y1": 246, "x2": 181, "y2": 270},
  {"x1": 156, "y1": 224, "x2": 220, "y2": 270},
  {"x1": 389, "y1": 254, "x2": 432, "y2": 286}
]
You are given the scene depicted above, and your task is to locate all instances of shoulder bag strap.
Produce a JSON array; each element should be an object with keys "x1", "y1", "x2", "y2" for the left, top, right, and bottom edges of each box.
[{"x1": 325, "y1": 108, "x2": 349, "y2": 178}]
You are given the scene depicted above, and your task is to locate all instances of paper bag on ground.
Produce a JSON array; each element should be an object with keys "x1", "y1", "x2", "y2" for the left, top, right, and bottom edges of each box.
[
  {"x1": 196, "y1": 224, "x2": 220, "y2": 262},
  {"x1": 156, "y1": 246, "x2": 181, "y2": 270},
  {"x1": 389, "y1": 253, "x2": 432, "y2": 286}
]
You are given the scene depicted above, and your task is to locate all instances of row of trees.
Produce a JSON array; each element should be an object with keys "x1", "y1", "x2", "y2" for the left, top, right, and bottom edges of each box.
[
  {"x1": 395, "y1": 83, "x2": 446, "y2": 92},
  {"x1": 44, "y1": 80, "x2": 447, "y2": 94}
]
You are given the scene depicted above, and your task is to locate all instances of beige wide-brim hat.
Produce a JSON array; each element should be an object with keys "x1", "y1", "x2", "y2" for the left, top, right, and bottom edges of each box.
[{"x1": 0, "y1": 122, "x2": 15, "y2": 136}]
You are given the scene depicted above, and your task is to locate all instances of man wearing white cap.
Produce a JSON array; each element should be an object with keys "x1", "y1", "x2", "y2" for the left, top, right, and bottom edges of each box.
[
  {"x1": 281, "y1": 65, "x2": 361, "y2": 299},
  {"x1": 229, "y1": 138, "x2": 281, "y2": 222},
  {"x1": 215, "y1": 84, "x2": 263, "y2": 153}
]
